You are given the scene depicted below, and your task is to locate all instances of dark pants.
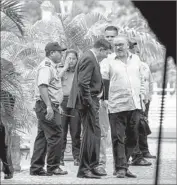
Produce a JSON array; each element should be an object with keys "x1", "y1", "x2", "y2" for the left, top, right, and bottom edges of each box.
[
  {"x1": 109, "y1": 110, "x2": 139, "y2": 171},
  {"x1": 77, "y1": 97, "x2": 101, "y2": 177},
  {"x1": 0, "y1": 123, "x2": 13, "y2": 175},
  {"x1": 132, "y1": 101, "x2": 151, "y2": 162},
  {"x1": 139, "y1": 101, "x2": 150, "y2": 154},
  {"x1": 61, "y1": 96, "x2": 81, "y2": 161},
  {"x1": 30, "y1": 100, "x2": 63, "y2": 173}
]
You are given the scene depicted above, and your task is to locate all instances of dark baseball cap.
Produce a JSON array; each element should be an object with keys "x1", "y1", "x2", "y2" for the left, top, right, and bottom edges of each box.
[{"x1": 45, "y1": 42, "x2": 67, "y2": 52}]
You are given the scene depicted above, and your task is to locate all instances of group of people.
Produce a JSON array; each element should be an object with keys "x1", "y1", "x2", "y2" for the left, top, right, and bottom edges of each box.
[
  {"x1": 29, "y1": 25, "x2": 156, "y2": 179},
  {"x1": 0, "y1": 26, "x2": 156, "y2": 180}
]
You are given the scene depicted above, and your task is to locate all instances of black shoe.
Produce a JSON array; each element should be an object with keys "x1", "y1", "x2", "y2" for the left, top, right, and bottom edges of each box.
[
  {"x1": 4, "y1": 173, "x2": 13, "y2": 179},
  {"x1": 113, "y1": 170, "x2": 117, "y2": 176},
  {"x1": 78, "y1": 170, "x2": 101, "y2": 179},
  {"x1": 74, "y1": 159, "x2": 80, "y2": 166},
  {"x1": 92, "y1": 167, "x2": 107, "y2": 176},
  {"x1": 50, "y1": 167, "x2": 68, "y2": 175},
  {"x1": 126, "y1": 170, "x2": 137, "y2": 178},
  {"x1": 30, "y1": 170, "x2": 52, "y2": 176},
  {"x1": 116, "y1": 169, "x2": 126, "y2": 178},
  {"x1": 143, "y1": 153, "x2": 156, "y2": 159},
  {"x1": 131, "y1": 158, "x2": 152, "y2": 166},
  {"x1": 60, "y1": 160, "x2": 65, "y2": 166}
]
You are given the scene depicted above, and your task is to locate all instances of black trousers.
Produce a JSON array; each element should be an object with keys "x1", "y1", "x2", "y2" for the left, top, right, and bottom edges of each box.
[
  {"x1": 132, "y1": 101, "x2": 151, "y2": 162},
  {"x1": 0, "y1": 123, "x2": 13, "y2": 175},
  {"x1": 109, "y1": 110, "x2": 139, "y2": 171},
  {"x1": 77, "y1": 97, "x2": 101, "y2": 177},
  {"x1": 30, "y1": 100, "x2": 63, "y2": 173},
  {"x1": 139, "y1": 101, "x2": 151, "y2": 154},
  {"x1": 61, "y1": 96, "x2": 81, "y2": 161}
]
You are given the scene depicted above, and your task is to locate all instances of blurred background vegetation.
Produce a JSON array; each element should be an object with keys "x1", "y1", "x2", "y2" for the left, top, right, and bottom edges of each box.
[{"x1": 21, "y1": 0, "x2": 175, "y2": 83}]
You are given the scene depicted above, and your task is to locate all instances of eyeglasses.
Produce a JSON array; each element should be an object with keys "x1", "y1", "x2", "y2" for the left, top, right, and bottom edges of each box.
[{"x1": 114, "y1": 43, "x2": 124, "y2": 47}]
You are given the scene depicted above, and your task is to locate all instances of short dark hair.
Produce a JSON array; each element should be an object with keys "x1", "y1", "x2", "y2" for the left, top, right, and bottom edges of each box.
[
  {"x1": 93, "y1": 39, "x2": 112, "y2": 50},
  {"x1": 65, "y1": 49, "x2": 78, "y2": 60},
  {"x1": 129, "y1": 42, "x2": 137, "y2": 49},
  {"x1": 105, "y1": 26, "x2": 118, "y2": 33}
]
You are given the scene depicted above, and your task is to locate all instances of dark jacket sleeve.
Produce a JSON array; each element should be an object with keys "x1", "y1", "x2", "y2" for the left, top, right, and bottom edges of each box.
[
  {"x1": 102, "y1": 79, "x2": 110, "y2": 100},
  {"x1": 78, "y1": 57, "x2": 94, "y2": 106}
]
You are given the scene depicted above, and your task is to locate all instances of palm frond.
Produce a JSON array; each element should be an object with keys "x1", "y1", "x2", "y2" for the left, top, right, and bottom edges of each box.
[
  {"x1": 1, "y1": 57, "x2": 36, "y2": 136},
  {"x1": 114, "y1": 20, "x2": 165, "y2": 66},
  {"x1": 64, "y1": 12, "x2": 107, "y2": 51},
  {"x1": 28, "y1": 16, "x2": 67, "y2": 47},
  {"x1": 1, "y1": 0, "x2": 24, "y2": 36},
  {"x1": 0, "y1": 31, "x2": 21, "y2": 50},
  {"x1": 85, "y1": 12, "x2": 107, "y2": 28}
]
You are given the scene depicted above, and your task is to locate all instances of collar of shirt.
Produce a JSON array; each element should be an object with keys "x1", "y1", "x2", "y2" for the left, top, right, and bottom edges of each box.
[
  {"x1": 114, "y1": 51, "x2": 133, "y2": 61},
  {"x1": 45, "y1": 57, "x2": 58, "y2": 68},
  {"x1": 90, "y1": 49, "x2": 98, "y2": 63}
]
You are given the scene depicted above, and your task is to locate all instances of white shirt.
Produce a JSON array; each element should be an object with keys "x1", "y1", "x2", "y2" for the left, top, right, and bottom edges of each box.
[
  {"x1": 141, "y1": 62, "x2": 153, "y2": 101},
  {"x1": 100, "y1": 52, "x2": 145, "y2": 113}
]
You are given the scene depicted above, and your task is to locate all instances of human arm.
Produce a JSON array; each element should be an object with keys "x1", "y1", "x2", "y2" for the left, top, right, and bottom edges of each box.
[
  {"x1": 139, "y1": 63, "x2": 146, "y2": 103},
  {"x1": 57, "y1": 58, "x2": 70, "y2": 78},
  {"x1": 100, "y1": 58, "x2": 110, "y2": 101},
  {"x1": 78, "y1": 57, "x2": 94, "y2": 106},
  {"x1": 37, "y1": 67, "x2": 54, "y2": 120},
  {"x1": 149, "y1": 70, "x2": 154, "y2": 102}
]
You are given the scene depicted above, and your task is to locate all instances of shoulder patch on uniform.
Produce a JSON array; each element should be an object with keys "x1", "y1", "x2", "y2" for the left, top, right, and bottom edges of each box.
[{"x1": 45, "y1": 61, "x2": 51, "y2": 67}]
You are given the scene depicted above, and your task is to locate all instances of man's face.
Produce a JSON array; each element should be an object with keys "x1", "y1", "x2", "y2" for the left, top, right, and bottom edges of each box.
[
  {"x1": 105, "y1": 30, "x2": 118, "y2": 45},
  {"x1": 97, "y1": 48, "x2": 110, "y2": 62},
  {"x1": 51, "y1": 51, "x2": 63, "y2": 63},
  {"x1": 114, "y1": 37, "x2": 129, "y2": 57}
]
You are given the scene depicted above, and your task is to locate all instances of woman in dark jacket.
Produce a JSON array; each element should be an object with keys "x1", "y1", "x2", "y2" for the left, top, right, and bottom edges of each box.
[{"x1": 60, "y1": 50, "x2": 81, "y2": 166}]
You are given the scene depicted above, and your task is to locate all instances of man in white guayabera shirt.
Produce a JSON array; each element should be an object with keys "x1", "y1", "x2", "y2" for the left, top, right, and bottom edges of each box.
[{"x1": 100, "y1": 35, "x2": 146, "y2": 178}]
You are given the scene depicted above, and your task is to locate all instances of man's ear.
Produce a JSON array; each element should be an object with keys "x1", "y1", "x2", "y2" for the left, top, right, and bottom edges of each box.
[
  {"x1": 99, "y1": 47, "x2": 104, "y2": 52},
  {"x1": 50, "y1": 51, "x2": 54, "y2": 56}
]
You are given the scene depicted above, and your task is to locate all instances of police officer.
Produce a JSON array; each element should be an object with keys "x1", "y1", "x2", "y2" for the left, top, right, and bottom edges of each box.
[{"x1": 30, "y1": 42, "x2": 69, "y2": 176}]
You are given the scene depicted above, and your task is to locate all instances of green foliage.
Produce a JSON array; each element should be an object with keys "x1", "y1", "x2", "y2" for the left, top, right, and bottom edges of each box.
[
  {"x1": 20, "y1": 0, "x2": 166, "y2": 68},
  {"x1": 64, "y1": 12, "x2": 107, "y2": 52},
  {"x1": 1, "y1": 58, "x2": 36, "y2": 137},
  {"x1": 1, "y1": 0, "x2": 24, "y2": 36},
  {"x1": 71, "y1": 0, "x2": 98, "y2": 17},
  {"x1": 1, "y1": 1, "x2": 36, "y2": 141}
]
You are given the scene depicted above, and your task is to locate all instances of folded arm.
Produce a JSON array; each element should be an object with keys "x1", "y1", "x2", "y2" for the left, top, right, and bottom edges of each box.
[{"x1": 37, "y1": 67, "x2": 54, "y2": 120}]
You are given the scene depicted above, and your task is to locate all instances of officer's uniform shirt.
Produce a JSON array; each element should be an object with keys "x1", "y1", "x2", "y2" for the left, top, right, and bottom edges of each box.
[{"x1": 35, "y1": 57, "x2": 63, "y2": 104}]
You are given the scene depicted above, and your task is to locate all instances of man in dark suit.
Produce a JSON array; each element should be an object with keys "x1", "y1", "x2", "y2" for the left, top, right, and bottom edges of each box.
[{"x1": 67, "y1": 39, "x2": 112, "y2": 179}]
